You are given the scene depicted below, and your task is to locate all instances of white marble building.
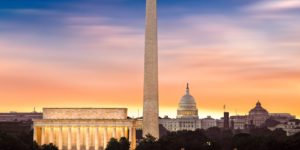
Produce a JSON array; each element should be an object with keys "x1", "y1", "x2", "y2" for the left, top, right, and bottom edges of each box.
[
  {"x1": 160, "y1": 85, "x2": 297, "y2": 132},
  {"x1": 230, "y1": 115, "x2": 247, "y2": 130},
  {"x1": 269, "y1": 113, "x2": 296, "y2": 123},
  {"x1": 160, "y1": 84, "x2": 217, "y2": 132},
  {"x1": 269, "y1": 119, "x2": 300, "y2": 136},
  {"x1": 0, "y1": 111, "x2": 42, "y2": 122},
  {"x1": 201, "y1": 116, "x2": 217, "y2": 130},
  {"x1": 33, "y1": 108, "x2": 141, "y2": 150}
]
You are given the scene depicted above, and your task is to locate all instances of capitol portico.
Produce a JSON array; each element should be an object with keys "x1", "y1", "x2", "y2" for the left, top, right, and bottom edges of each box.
[{"x1": 33, "y1": 108, "x2": 141, "y2": 150}]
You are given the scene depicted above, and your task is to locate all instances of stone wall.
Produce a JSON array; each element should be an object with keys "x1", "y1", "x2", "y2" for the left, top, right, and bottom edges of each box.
[{"x1": 43, "y1": 108, "x2": 127, "y2": 120}]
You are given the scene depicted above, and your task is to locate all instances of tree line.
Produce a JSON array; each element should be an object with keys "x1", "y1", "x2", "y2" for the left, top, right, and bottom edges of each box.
[
  {"x1": 1, "y1": 127, "x2": 300, "y2": 150},
  {"x1": 136, "y1": 127, "x2": 300, "y2": 150}
]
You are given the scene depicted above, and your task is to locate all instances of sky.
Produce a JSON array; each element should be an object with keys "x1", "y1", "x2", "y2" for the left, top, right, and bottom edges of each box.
[{"x1": 0, "y1": 0, "x2": 300, "y2": 118}]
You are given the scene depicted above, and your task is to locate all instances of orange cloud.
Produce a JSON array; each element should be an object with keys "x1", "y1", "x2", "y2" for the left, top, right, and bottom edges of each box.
[{"x1": 0, "y1": 13, "x2": 300, "y2": 119}]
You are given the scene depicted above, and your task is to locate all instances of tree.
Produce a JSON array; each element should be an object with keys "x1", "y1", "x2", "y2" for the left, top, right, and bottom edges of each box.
[
  {"x1": 105, "y1": 138, "x2": 121, "y2": 150},
  {"x1": 33, "y1": 141, "x2": 41, "y2": 150},
  {"x1": 156, "y1": 130, "x2": 219, "y2": 150},
  {"x1": 0, "y1": 132, "x2": 30, "y2": 150},
  {"x1": 119, "y1": 137, "x2": 130, "y2": 150},
  {"x1": 285, "y1": 132, "x2": 300, "y2": 150},
  {"x1": 136, "y1": 134, "x2": 160, "y2": 150},
  {"x1": 41, "y1": 143, "x2": 58, "y2": 150}
]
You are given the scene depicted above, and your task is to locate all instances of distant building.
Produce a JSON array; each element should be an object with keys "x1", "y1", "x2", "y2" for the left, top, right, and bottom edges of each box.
[
  {"x1": 269, "y1": 113, "x2": 296, "y2": 123},
  {"x1": 269, "y1": 119, "x2": 300, "y2": 136},
  {"x1": 224, "y1": 112, "x2": 230, "y2": 129},
  {"x1": 160, "y1": 83, "x2": 216, "y2": 132},
  {"x1": 0, "y1": 111, "x2": 42, "y2": 135},
  {"x1": 160, "y1": 85, "x2": 298, "y2": 132},
  {"x1": 229, "y1": 101, "x2": 297, "y2": 130},
  {"x1": 201, "y1": 116, "x2": 217, "y2": 130},
  {"x1": 230, "y1": 115, "x2": 247, "y2": 130},
  {"x1": 248, "y1": 101, "x2": 269, "y2": 127},
  {"x1": 0, "y1": 111, "x2": 42, "y2": 122},
  {"x1": 216, "y1": 118, "x2": 224, "y2": 128}
]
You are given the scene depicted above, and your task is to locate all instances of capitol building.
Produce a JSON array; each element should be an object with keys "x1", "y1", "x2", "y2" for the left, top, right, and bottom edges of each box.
[
  {"x1": 160, "y1": 83, "x2": 217, "y2": 131},
  {"x1": 160, "y1": 83, "x2": 296, "y2": 132},
  {"x1": 176, "y1": 83, "x2": 198, "y2": 119}
]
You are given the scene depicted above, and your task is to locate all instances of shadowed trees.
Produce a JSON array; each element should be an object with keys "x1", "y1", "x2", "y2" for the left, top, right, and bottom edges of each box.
[
  {"x1": 105, "y1": 137, "x2": 130, "y2": 150},
  {"x1": 136, "y1": 134, "x2": 160, "y2": 150},
  {"x1": 1, "y1": 127, "x2": 300, "y2": 150},
  {"x1": 136, "y1": 127, "x2": 300, "y2": 150},
  {"x1": 285, "y1": 132, "x2": 300, "y2": 150},
  {"x1": 41, "y1": 143, "x2": 58, "y2": 150},
  {"x1": 0, "y1": 132, "x2": 30, "y2": 150}
]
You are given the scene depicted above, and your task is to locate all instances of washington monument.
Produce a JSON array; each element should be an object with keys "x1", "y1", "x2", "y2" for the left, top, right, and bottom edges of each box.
[{"x1": 143, "y1": 0, "x2": 159, "y2": 138}]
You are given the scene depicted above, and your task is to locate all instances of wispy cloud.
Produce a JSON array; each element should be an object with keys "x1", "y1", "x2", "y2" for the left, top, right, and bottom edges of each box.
[
  {"x1": 244, "y1": 0, "x2": 300, "y2": 12},
  {"x1": 0, "y1": 1, "x2": 300, "y2": 117}
]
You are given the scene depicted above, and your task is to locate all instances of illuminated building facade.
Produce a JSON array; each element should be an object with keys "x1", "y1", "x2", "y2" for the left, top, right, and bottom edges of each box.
[
  {"x1": 160, "y1": 83, "x2": 217, "y2": 131},
  {"x1": 33, "y1": 108, "x2": 140, "y2": 150}
]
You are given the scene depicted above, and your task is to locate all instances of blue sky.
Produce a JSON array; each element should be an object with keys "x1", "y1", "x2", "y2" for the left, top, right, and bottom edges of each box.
[
  {"x1": 0, "y1": 0, "x2": 300, "y2": 118},
  {"x1": 0, "y1": 0, "x2": 258, "y2": 31}
]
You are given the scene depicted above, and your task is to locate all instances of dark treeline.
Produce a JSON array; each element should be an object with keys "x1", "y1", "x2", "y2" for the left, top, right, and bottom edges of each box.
[
  {"x1": 0, "y1": 130, "x2": 58, "y2": 150},
  {"x1": 137, "y1": 127, "x2": 300, "y2": 150},
  {"x1": 1, "y1": 127, "x2": 300, "y2": 150}
]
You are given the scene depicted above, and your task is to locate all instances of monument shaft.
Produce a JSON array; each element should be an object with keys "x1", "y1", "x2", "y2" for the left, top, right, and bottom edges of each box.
[{"x1": 143, "y1": 0, "x2": 159, "y2": 138}]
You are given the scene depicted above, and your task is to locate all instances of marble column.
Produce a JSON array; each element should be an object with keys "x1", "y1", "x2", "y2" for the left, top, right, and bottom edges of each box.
[
  {"x1": 112, "y1": 127, "x2": 116, "y2": 138},
  {"x1": 33, "y1": 126, "x2": 38, "y2": 142},
  {"x1": 121, "y1": 127, "x2": 125, "y2": 137},
  {"x1": 94, "y1": 127, "x2": 99, "y2": 150},
  {"x1": 41, "y1": 127, "x2": 45, "y2": 145},
  {"x1": 85, "y1": 127, "x2": 90, "y2": 150},
  {"x1": 67, "y1": 127, "x2": 72, "y2": 150},
  {"x1": 125, "y1": 127, "x2": 129, "y2": 139},
  {"x1": 58, "y1": 127, "x2": 63, "y2": 150},
  {"x1": 49, "y1": 127, "x2": 54, "y2": 144},
  {"x1": 129, "y1": 127, "x2": 132, "y2": 142},
  {"x1": 76, "y1": 127, "x2": 81, "y2": 150},
  {"x1": 103, "y1": 127, "x2": 108, "y2": 149},
  {"x1": 143, "y1": 0, "x2": 159, "y2": 139},
  {"x1": 130, "y1": 127, "x2": 136, "y2": 150}
]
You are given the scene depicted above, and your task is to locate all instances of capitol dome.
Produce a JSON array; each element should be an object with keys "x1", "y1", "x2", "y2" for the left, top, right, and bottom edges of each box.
[
  {"x1": 249, "y1": 101, "x2": 269, "y2": 115},
  {"x1": 248, "y1": 101, "x2": 269, "y2": 127},
  {"x1": 177, "y1": 83, "x2": 198, "y2": 119}
]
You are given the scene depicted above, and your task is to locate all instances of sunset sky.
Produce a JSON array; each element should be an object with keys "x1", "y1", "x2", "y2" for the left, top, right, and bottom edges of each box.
[{"x1": 0, "y1": 0, "x2": 300, "y2": 118}]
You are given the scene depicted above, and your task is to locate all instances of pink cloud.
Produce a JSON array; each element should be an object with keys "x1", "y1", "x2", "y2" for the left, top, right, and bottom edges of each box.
[
  {"x1": 244, "y1": 0, "x2": 300, "y2": 12},
  {"x1": 1, "y1": 13, "x2": 300, "y2": 117}
]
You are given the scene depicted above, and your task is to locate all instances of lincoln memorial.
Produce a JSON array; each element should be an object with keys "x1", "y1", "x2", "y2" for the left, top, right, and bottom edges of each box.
[{"x1": 33, "y1": 108, "x2": 141, "y2": 150}]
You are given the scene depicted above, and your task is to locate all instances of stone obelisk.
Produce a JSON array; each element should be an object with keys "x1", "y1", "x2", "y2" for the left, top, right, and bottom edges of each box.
[{"x1": 143, "y1": 0, "x2": 159, "y2": 138}]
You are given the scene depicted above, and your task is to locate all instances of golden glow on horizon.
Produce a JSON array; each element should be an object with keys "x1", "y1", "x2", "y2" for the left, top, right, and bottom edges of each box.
[
  {"x1": 0, "y1": 52, "x2": 299, "y2": 118},
  {"x1": 1, "y1": 1, "x2": 300, "y2": 119}
]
